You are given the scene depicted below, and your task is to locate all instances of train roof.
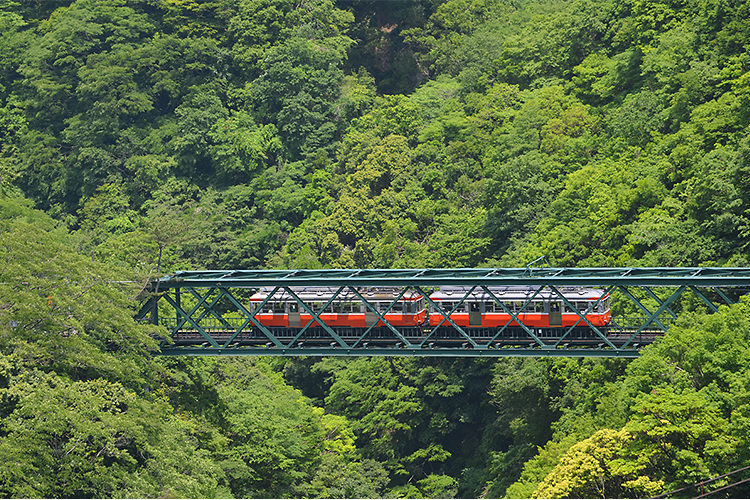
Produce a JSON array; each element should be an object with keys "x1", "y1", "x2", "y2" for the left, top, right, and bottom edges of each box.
[
  {"x1": 430, "y1": 286, "x2": 606, "y2": 301},
  {"x1": 249, "y1": 286, "x2": 424, "y2": 301}
]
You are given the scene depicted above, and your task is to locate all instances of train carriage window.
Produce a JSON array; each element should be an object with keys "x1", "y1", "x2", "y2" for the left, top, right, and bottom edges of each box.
[
  {"x1": 534, "y1": 301, "x2": 546, "y2": 313},
  {"x1": 289, "y1": 303, "x2": 299, "y2": 313},
  {"x1": 392, "y1": 302, "x2": 404, "y2": 313},
  {"x1": 576, "y1": 301, "x2": 588, "y2": 312},
  {"x1": 272, "y1": 302, "x2": 286, "y2": 313},
  {"x1": 404, "y1": 302, "x2": 413, "y2": 313},
  {"x1": 563, "y1": 303, "x2": 573, "y2": 313},
  {"x1": 470, "y1": 302, "x2": 480, "y2": 313},
  {"x1": 514, "y1": 301, "x2": 523, "y2": 312},
  {"x1": 484, "y1": 302, "x2": 494, "y2": 313}
]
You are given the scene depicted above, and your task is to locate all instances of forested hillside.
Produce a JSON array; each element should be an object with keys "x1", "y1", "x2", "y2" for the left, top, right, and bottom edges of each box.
[{"x1": 2, "y1": 0, "x2": 750, "y2": 497}]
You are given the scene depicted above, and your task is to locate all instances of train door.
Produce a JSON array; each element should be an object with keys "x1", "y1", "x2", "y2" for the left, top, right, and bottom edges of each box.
[
  {"x1": 549, "y1": 301, "x2": 562, "y2": 327},
  {"x1": 365, "y1": 302, "x2": 378, "y2": 327},
  {"x1": 289, "y1": 302, "x2": 301, "y2": 327},
  {"x1": 469, "y1": 301, "x2": 482, "y2": 327}
]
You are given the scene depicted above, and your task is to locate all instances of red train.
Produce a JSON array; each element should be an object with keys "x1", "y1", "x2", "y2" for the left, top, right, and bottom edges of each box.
[{"x1": 248, "y1": 286, "x2": 610, "y2": 329}]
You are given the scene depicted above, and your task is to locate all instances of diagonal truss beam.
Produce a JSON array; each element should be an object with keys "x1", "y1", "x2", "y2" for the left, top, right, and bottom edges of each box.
[
  {"x1": 688, "y1": 285, "x2": 719, "y2": 313},
  {"x1": 350, "y1": 288, "x2": 408, "y2": 348},
  {"x1": 348, "y1": 286, "x2": 414, "y2": 347},
  {"x1": 621, "y1": 285, "x2": 686, "y2": 348},
  {"x1": 167, "y1": 287, "x2": 213, "y2": 334},
  {"x1": 549, "y1": 285, "x2": 617, "y2": 349},
  {"x1": 162, "y1": 291, "x2": 220, "y2": 348},
  {"x1": 284, "y1": 287, "x2": 346, "y2": 348},
  {"x1": 617, "y1": 286, "x2": 670, "y2": 332},
  {"x1": 713, "y1": 287, "x2": 734, "y2": 305},
  {"x1": 481, "y1": 285, "x2": 547, "y2": 347},
  {"x1": 644, "y1": 287, "x2": 678, "y2": 318},
  {"x1": 416, "y1": 286, "x2": 479, "y2": 348},
  {"x1": 222, "y1": 287, "x2": 285, "y2": 348},
  {"x1": 186, "y1": 288, "x2": 235, "y2": 330},
  {"x1": 284, "y1": 287, "x2": 350, "y2": 348}
]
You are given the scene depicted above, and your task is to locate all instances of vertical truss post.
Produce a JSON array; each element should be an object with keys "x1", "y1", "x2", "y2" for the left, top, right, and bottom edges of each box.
[{"x1": 175, "y1": 287, "x2": 180, "y2": 325}]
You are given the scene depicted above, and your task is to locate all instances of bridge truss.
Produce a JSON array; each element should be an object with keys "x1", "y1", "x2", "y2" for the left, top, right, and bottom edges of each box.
[{"x1": 136, "y1": 268, "x2": 750, "y2": 357}]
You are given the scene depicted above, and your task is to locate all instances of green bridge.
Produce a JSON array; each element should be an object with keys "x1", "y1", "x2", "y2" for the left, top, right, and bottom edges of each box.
[{"x1": 137, "y1": 267, "x2": 750, "y2": 358}]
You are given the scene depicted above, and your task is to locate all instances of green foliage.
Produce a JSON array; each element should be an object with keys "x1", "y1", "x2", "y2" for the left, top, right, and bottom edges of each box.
[
  {"x1": 5, "y1": 0, "x2": 750, "y2": 497},
  {"x1": 507, "y1": 300, "x2": 750, "y2": 498},
  {"x1": 0, "y1": 369, "x2": 228, "y2": 498}
]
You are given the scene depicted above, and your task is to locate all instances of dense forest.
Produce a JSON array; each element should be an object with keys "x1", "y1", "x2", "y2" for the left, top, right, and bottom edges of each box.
[{"x1": 3, "y1": 0, "x2": 750, "y2": 497}]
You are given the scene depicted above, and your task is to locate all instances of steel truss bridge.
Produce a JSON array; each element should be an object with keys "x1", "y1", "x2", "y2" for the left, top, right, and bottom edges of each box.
[{"x1": 136, "y1": 268, "x2": 750, "y2": 358}]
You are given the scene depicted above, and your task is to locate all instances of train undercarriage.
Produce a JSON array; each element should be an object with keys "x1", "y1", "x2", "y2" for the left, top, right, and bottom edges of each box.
[{"x1": 165, "y1": 321, "x2": 660, "y2": 350}]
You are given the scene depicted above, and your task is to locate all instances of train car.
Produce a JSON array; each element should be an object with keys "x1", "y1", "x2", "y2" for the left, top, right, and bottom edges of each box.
[
  {"x1": 249, "y1": 287, "x2": 427, "y2": 328},
  {"x1": 428, "y1": 286, "x2": 610, "y2": 328}
]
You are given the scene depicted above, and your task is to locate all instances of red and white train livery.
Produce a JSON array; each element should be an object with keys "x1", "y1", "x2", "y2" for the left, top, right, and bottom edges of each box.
[{"x1": 248, "y1": 286, "x2": 610, "y2": 329}]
